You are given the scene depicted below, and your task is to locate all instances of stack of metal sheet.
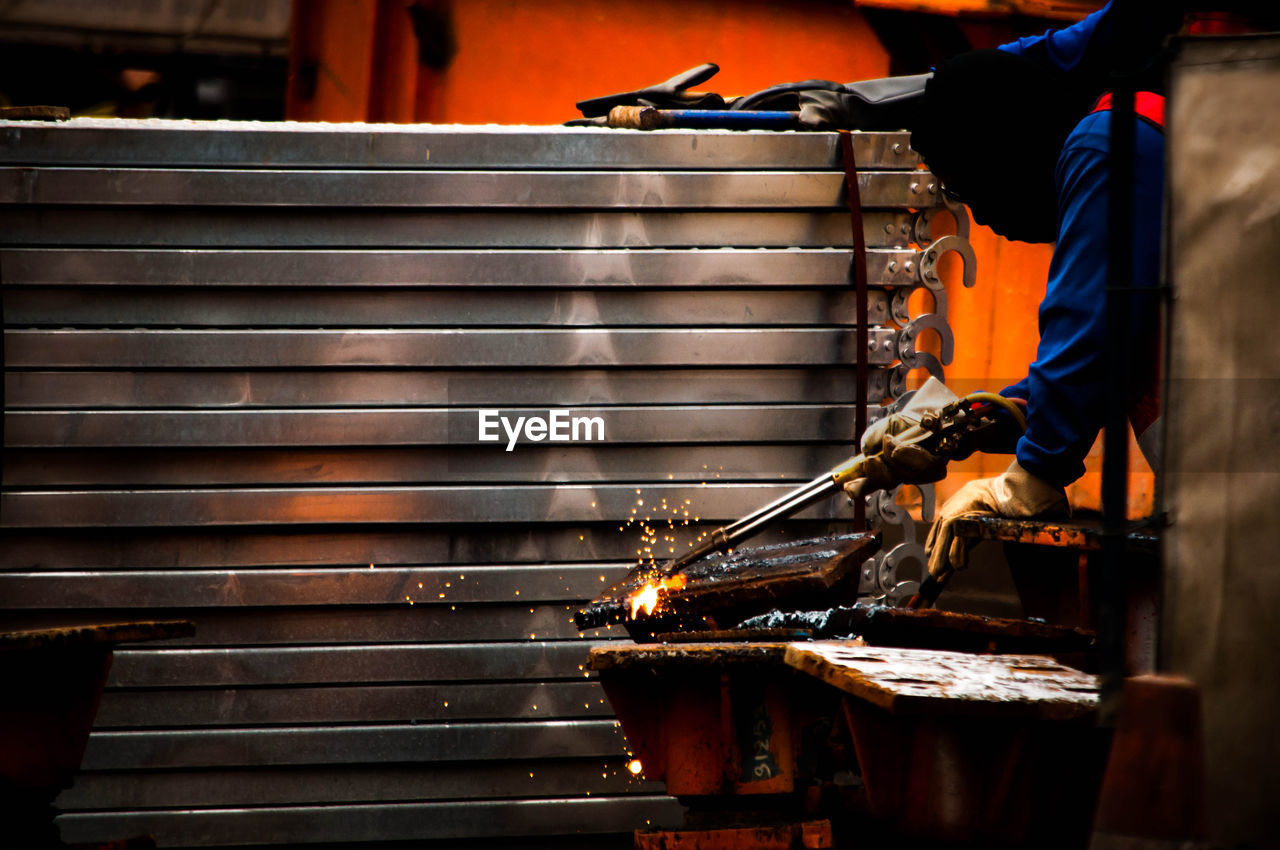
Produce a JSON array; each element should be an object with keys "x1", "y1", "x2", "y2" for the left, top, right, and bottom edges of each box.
[{"x1": 0, "y1": 119, "x2": 971, "y2": 847}]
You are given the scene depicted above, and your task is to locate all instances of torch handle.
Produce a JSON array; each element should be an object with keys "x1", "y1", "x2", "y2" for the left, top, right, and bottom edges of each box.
[{"x1": 659, "y1": 472, "x2": 844, "y2": 576}]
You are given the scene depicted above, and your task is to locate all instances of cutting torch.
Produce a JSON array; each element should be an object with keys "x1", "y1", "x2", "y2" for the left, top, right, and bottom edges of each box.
[{"x1": 657, "y1": 391, "x2": 1027, "y2": 606}]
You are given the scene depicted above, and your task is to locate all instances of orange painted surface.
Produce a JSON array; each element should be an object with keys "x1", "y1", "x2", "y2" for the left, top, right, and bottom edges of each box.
[
  {"x1": 367, "y1": 0, "x2": 421, "y2": 123},
  {"x1": 287, "y1": 0, "x2": 379, "y2": 122},
  {"x1": 290, "y1": 0, "x2": 891, "y2": 122},
  {"x1": 433, "y1": 0, "x2": 890, "y2": 124}
]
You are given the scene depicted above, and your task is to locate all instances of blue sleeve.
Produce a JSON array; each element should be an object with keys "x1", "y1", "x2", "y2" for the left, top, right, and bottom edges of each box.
[
  {"x1": 1001, "y1": 110, "x2": 1164, "y2": 487},
  {"x1": 997, "y1": 3, "x2": 1110, "y2": 74}
]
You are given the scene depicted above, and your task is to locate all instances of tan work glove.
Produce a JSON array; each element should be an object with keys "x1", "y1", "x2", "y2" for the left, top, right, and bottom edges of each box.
[
  {"x1": 925, "y1": 459, "x2": 1069, "y2": 579},
  {"x1": 843, "y1": 378, "x2": 959, "y2": 500}
]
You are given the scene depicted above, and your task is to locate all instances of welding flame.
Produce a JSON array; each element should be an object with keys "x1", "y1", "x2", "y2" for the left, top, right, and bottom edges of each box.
[{"x1": 627, "y1": 573, "x2": 687, "y2": 619}]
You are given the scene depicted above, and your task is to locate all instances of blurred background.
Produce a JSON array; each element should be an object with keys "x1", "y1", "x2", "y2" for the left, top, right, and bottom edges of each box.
[
  {"x1": 0, "y1": 0, "x2": 1148, "y2": 515},
  {"x1": 0, "y1": 0, "x2": 1105, "y2": 124}
]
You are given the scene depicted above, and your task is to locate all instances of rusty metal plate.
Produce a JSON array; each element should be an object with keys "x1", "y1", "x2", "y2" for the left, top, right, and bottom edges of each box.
[
  {"x1": 784, "y1": 641, "x2": 1099, "y2": 720},
  {"x1": 950, "y1": 515, "x2": 1160, "y2": 553},
  {"x1": 575, "y1": 532, "x2": 880, "y2": 632},
  {"x1": 588, "y1": 641, "x2": 793, "y2": 672},
  {"x1": 0, "y1": 620, "x2": 193, "y2": 652},
  {"x1": 739, "y1": 604, "x2": 1095, "y2": 655}
]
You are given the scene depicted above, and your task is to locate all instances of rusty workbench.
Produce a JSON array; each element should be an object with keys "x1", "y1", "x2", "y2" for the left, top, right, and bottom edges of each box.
[
  {"x1": 590, "y1": 639, "x2": 1106, "y2": 849},
  {"x1": 950, "y1": 515, "x2": 1160, "y2": 674},
  {"x1": 0, "y1": 621, "x2": 195, "y2": 849}
]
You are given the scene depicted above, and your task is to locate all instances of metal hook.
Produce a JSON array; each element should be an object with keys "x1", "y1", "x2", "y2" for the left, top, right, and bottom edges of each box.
[
  {"x1": 919, "y1": 234, "x2": 977, "y2": 290},
  {"x1": 891, "y1": 285, "x2": 948, "y2": 324},
  {"x1": 897, "y1": 314, "x2": 955, "y2": 367}
]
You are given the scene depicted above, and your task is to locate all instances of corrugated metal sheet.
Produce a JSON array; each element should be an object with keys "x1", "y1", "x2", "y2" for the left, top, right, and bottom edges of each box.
[{"x1": 0, "y1": 119, "x2": 942, "y2": 847}]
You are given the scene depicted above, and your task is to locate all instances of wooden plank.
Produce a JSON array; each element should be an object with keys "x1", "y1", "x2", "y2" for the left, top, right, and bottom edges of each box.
[{"x1": 783, "y1": 642, "x2": 1099, "y2": 720}]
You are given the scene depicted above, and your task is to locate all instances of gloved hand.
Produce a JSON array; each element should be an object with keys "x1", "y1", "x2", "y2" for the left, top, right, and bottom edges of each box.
[
  {"x1": 924, "y1": 459, "x2": 1069, "y2": 579},
  {"x1": 575, "y1": 63, "x2": 726, "y2": 117},
  {"x1": 841, "y1": 378, "x2": 958, "y2": 503},
  {"x1": 795, "y1": 73, "x2": 932, "y2": 131}
]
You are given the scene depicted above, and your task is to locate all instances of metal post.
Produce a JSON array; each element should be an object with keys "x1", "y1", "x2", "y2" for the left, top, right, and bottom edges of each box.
[{"x1": 1100, "y1": 76, "x2": 1136, "y2": 723}]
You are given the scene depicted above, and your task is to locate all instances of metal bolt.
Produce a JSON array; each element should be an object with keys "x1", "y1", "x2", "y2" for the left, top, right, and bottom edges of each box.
[
  {"x1": 927, "y1": 183, "x2": 937, "y2": 194},
  {"x1": 887, "y1": 261, "x2": 898, "y2": 273},
  {"x1": 910, "y1": 182, "x2": 921, "y2": 194},
  {"x1": 884, "y1": 223, "x2": 894, "y2": 234},
  {"x1": 900, "y1": 224, "x2": 910, "y2": 235},
  {"x1": 883, "y1": 340, "x2": 894, "y2": 352},
  {"x1": 904, "y1": 261, "x2": 914, "y2": 273},
  {"x1": 892, "y1": 143, "x2": 903, "y2": 154}
]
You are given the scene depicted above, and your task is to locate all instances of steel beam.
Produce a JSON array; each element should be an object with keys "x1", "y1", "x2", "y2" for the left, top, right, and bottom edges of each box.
[
  {"x1": 0, "y1": 120, "x2": 917, "y2": 169},
  {"x1": 0, "y1": 445, "x2": 854, "y2": 486},
  {"x1": 59, "y1": 759, "x2": 654, "y2": 808},
  {"x1": 55, "y1": 796, "x2": 683, "y2": 847},
  {"x1": 92, "y1": 681, "x2": 611, "y2": 728},
  {"x1": 0, "y1": 520, "x2": 851, "y2": 569},
  {"x1": 0, "y1": 209, "x2": 919, "y2": 248},
  {"x1": 0, "y1": 564, "x2": 636, "y2": 608},
  {"x1": 0, "y1": 482, "x2": 858, "y2": 527},
  {"x1": 3, "y1": 288, "x2": 890, "y2": 328},
  {"x1": 0, "y1": 247, "x2": 921, "y2": 288},
  {"x1": 5, "y1": 405, "x2": 876, "y2": 447},
  {"x1": 79, "y1": 720, "x2": 630, "y2": 768},
  {"x1": 4, "y1": 328, "x2": 898, "y2": 368},
  {"x1": 0, "y1": 168, "x2": 938, "y2": 209},
  {"x1": 5, "y1": 369, "x2": 885, "y2": 408}
]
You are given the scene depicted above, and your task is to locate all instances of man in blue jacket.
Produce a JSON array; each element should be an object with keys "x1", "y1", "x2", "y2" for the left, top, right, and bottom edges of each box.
[
  {"x1": 915, "y1": 4, "x2": 1167, "y2": 582},
  {"x1": 819, "y1": 1, "x2": 1171, "y2": 583}
]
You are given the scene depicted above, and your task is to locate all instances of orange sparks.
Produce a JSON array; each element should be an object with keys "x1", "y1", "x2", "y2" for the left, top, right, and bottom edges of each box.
[{"x1": 627, "y1": 573, "x2": 688, "y2": 619}]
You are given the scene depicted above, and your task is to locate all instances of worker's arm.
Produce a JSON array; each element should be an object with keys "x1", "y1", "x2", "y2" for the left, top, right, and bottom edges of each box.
[
  {"x1": 996, "y1": 3, "x2": 1112, "y2": 72},
  {"x1": 921, "y1": 108, "x2": 1164, "y2": 586},
  {"x1": 1001, "y1": 109, "x2": 1165, "y2": 488}
]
